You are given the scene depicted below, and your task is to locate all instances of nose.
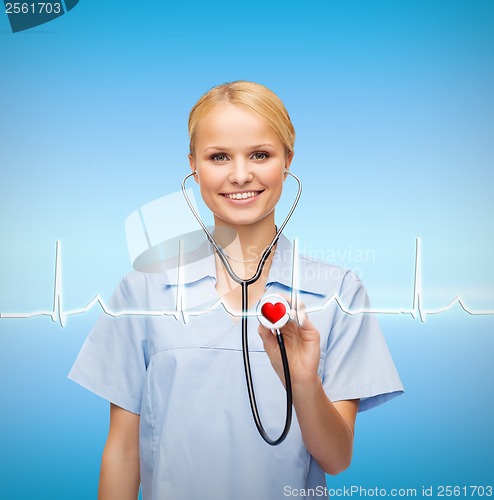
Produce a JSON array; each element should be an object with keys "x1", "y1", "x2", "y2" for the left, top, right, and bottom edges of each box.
[{"x1": 228, "y1": 158, "x2": 254, "y2": 185}]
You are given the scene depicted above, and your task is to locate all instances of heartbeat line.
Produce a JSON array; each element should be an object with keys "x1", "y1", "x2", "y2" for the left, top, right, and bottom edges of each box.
[{"x1": 0, "y1": 239, "x2": 493, "y2": 327}]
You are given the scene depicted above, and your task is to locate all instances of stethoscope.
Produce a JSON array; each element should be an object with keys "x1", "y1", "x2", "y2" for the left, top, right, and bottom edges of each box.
[{"x1": 181, "y1": 169, "x2": 302, "y2": 445}]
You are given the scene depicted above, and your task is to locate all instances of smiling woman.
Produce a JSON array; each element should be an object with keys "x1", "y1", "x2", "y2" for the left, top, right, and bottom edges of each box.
[{"x1": 68, "y1": 81, "x2": 404, "y2": 500}]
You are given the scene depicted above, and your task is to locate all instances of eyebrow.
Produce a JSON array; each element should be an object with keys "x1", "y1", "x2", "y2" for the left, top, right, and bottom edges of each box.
[{"x1": 202, "y1": 143, "x2": 276, "y2": 153}]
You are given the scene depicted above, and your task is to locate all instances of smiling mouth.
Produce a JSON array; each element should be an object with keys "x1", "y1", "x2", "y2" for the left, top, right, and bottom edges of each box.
[{"x1": 221, "y1": 190, "x2": 263, "y2": 200}]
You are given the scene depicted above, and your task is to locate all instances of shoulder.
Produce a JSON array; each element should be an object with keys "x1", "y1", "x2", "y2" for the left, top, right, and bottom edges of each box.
[
  {"x1": 112, "y1": 269, "x2": 168, "y2": 308},
  {"x1": 274, "y1": 234, "x2": 365, "y2": 297},
  {"x1": 119, "y1": 269, "x2": 162, "y2": 290},
  {"x1": 296, "y1": 252, "x2": 362, "y2": 298}
]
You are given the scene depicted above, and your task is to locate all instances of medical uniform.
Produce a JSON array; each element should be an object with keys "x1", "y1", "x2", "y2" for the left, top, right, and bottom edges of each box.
[{"x1": 68, "y1": 234, "x2": 403, "y2": 500}]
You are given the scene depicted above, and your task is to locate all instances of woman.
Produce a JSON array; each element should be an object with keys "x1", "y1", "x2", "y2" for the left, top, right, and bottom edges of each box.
[{"x1": 69, "y1": 81, "x2": 403, "y2": 499}]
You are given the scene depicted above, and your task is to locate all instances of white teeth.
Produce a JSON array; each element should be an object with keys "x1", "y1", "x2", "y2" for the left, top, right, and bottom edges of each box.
[{"x1": 225, "y1": 191, "x2": 259, "y2": 200}]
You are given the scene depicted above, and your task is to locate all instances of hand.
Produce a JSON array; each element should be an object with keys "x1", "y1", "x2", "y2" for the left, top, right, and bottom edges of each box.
[{"x1": 258, "y1": 299, "x2": 321, "y2": 388}]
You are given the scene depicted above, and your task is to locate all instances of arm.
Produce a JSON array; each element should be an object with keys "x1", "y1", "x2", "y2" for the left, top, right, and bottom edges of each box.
[
  {"x1": 292, "y1": 381, "x2": 358, "y2": 475},
  {"x1": 259, "y1": 314, "x2": 358, "y2": 475},
  {"x1": 98, "y1": 403, "x2": 141, "y2": 500}
]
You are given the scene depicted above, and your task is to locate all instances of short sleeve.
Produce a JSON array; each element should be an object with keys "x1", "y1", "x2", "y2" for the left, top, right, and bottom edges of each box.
[
  {"x1": 67, "y1": 274, "x2": 148, "y2": 414},
  {"x1": 322, "y1": 271, "x2": 404, "y2": 412}
]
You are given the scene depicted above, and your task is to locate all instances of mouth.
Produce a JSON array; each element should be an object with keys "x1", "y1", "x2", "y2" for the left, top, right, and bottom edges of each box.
[{"x1": 220, "y1": 190, "x2": 264, "y2": 200}]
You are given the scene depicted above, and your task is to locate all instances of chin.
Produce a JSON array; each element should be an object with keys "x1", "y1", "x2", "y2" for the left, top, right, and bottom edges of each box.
[{"x1": 215, "y1": 210, "x2": 275, "y2": 228}]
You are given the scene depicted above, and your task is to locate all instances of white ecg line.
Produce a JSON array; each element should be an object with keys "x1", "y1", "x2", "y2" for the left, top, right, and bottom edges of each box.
[{"x1": 0, "y1": 239, "x2": 493, "y2": 327}]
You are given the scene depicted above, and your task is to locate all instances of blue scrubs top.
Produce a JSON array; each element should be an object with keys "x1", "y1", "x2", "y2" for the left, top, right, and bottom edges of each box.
[{"x1": 68, "y1": 234, "x2": 403, "y2": 499}]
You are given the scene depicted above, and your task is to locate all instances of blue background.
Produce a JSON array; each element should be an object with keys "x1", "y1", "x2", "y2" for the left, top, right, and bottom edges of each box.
[{"x1": 0, "y1": 1, "x2": 493, "y2": 498}]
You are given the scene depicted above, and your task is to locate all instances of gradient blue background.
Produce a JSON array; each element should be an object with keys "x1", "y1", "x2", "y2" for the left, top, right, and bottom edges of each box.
[{"x1": 1, "y1": 1, "x2": 493, "y2": 498}]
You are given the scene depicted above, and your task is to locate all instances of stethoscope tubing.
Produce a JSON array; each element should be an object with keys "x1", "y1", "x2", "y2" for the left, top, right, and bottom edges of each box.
[
  {"x1": 241, "y1": 281, "x2": 293, "y2": 445},
  {"x1": 181, "y1": 169, "x2": 302, "y2": 445}
]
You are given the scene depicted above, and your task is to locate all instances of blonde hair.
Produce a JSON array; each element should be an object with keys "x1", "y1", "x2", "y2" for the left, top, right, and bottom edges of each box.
[{"x1": 188, "y1": 81, "x2": 295, "y2": 158}]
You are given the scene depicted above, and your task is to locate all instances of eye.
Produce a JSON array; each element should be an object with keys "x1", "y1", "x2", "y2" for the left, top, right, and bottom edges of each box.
[
  {"x1": 251, "y1": 152, "x2": 268, "y2": 160},
  {"x1": 211, "y1": 153, "x2": 229, "y2": 162}
]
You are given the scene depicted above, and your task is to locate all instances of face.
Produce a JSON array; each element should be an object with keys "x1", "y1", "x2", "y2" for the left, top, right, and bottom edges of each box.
[{"x1": 189, "y1": 103, "x2": 292, "y2": 229}]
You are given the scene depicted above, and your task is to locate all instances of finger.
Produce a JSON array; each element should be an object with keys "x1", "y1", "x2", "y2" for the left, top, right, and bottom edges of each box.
[
  {"x1": 274, "y1": 292, "x2": 307, "y2": 325},
  {"x1": 258, "y1": 324, "x2": 279, "y2": 355},
  {"x1": 280, "y1": 315, "x2": 319, "y2": 343},
  {"x1": 297, "y1": 314, "x2": 315, "y2": 331}
]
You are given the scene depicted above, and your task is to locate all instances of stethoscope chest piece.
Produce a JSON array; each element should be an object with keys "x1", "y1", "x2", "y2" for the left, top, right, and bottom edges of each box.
[{"x1": 257, "y1": 294, "x2": 290, "y2": 330}]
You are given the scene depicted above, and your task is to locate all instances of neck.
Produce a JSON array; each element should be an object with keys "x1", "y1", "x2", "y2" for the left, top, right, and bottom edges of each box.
[{"x1": 213, "y1": 214, "x2": 277, "y2": 263}]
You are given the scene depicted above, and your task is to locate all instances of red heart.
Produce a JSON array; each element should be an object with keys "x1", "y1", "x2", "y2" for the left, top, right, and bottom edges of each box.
[{"x1": 261, "y1": 302, "x2": 287, "y2": 324}]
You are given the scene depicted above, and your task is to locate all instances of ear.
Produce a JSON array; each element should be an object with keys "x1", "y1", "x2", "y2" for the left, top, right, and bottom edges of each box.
[
  {"x1": 283, "y1": 152, "x2": 294, "y2": 178},
  {"x1": 188, "y1": 154, "x2": 199, "y2": 184}
]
